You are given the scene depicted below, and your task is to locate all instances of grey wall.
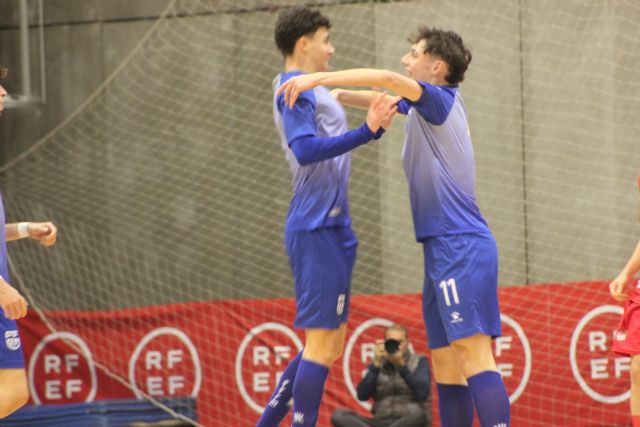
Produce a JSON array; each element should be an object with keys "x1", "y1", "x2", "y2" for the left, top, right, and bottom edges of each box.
[{"x1": 0, "y1": 0, "x2": 638, "y2": 310}]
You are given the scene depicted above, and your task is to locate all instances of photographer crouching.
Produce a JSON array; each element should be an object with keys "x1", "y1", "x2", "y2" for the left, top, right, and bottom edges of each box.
[{"x1": 331, "y1": 324, "x2": 432, "y2": 427}]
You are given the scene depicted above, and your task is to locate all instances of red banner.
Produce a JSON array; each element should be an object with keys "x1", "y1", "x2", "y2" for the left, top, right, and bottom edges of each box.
[{"x1": 16, "y1": 281, "x2": 631, "y2": 426}]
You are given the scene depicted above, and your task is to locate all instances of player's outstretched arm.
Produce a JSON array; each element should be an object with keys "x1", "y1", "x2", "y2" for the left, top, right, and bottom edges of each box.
[
  {"x1": 0, "y1": 277, "x2": 27, "y2": 320},
  {"x1": 6, "y1": 221, "x2": 58, "y2": 247},
  {"x1": 278, "y1": 69, "x2": 422, "y2": 108},
  {"x1": 331, "y1": 89, "x2": 379, "y2": 110},
  {"x1": 610, "y1": 239, "x2": 640, "y2": 302}
]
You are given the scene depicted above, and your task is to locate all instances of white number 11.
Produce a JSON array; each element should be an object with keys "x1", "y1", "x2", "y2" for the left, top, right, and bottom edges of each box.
[{"x1": 439, "y1": 278, "x2": 460, "y2": 306}]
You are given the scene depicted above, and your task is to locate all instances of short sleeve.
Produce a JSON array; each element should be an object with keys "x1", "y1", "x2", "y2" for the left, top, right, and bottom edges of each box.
[{"x1": 406, "y1": 81, "x2": 456, "y2": 125}]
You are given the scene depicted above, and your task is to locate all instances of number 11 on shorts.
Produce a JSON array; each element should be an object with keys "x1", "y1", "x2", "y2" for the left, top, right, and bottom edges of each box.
[{"x1": 439, "y1": 278, "x2": 459, "y2": 306}]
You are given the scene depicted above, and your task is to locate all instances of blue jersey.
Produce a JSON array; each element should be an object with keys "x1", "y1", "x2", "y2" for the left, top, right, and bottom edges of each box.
[
  {"x1": 398, "y1": 81, "x2": 490, "y2": 241},
  {"x1": 273, "y1": 71, "x2": 352, "y2": 233}
]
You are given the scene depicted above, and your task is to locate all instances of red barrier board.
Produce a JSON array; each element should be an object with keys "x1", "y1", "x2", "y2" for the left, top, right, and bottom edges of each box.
[{"x1": 15, "y1": 281, "x2": 631, "y2": 426}]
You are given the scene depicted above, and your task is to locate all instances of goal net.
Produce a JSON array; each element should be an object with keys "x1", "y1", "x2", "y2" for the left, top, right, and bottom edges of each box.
[{"x1": 1, "y1": 0, "x2": 639, "y2": 426}]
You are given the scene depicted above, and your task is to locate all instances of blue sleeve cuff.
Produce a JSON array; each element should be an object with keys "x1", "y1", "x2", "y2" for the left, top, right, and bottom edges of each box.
[{"x1": 373, "y1": 127, "x2": 385, "y2": 140}]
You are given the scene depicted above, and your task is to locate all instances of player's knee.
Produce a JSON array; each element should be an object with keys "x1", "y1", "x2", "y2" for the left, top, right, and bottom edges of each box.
[
  {"x1": 450, "y1": 337, "x2": 494, "y2": 376},
  {"x1": 322, "y1": 342, "x2": 343, "y2": 364},
  {"x1": 0, "y1": 386, "x2": 29, "y2": 418},
  {"x1": 631, "y1": 358, "x2": 640, "y2": 385},
  {"x1": 304, "y1": 341, "x2": 342, "y2": 365}
]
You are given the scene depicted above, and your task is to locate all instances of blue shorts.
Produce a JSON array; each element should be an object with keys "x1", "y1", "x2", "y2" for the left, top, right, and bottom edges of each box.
[
  {"x1": 0, "y1": 312, "x2": 25, "y2": 369},
  {"x1": 285, "y1": 226, "x2": 358, "y2": 329},
  {"x1": 422, "y1": 232, "x2": 501, "y2": 349}
]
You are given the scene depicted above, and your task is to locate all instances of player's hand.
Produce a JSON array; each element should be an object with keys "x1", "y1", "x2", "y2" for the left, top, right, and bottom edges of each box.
[
  {"x1": 373, "y1": 339, "x2": 385, "y2": 368},
  {"x1": 366, "y1": 92, "x2": 399, "y2": 133},
  {"x1": 609, "y1": 272, "x2": 631, "y2": 302},
  {"x1": 28, "y1": 221, "x2": 58, "y2": 247},
  {"x1": 0, "y1": 280, "x2": 27, "y2": 320},
  {"x1": 277, "y1": 73, "x2": 325, "y2": 108},
  {"x1": 381, "y1": 95, "x2": 401, "y2": 130}
]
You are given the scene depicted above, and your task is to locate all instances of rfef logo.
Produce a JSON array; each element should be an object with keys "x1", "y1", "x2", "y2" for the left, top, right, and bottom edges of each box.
[
  {"x1": 28, "y1": 332, "x2": 97, "y2": 404},
  {"x1": 570, "y1": 305, "x2": 629, "y2": 404},
  {"x1": 128, "y1": 327, "x2": 202, "y2": 399},
  {"x1": 496, "y1": 314, "x2": 532, "y2": 404},
  {"x1": 235, "y1": 322, "x2": 303, "y2": 414}
]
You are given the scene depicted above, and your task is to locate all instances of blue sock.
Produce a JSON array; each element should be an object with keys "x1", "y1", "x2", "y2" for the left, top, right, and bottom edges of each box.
[
  {"x1": 467, "y1": 370, "x2": 510, "y2": 427},
  {"x1": 290, "y1": 358, "x2": 329, "y2": 426},
  {"x1": 436, "y1": 383, "x2": 474, "y2": 427},
  {"x1": 256, "y1": 352, "x2": 303, "y2": 427}
]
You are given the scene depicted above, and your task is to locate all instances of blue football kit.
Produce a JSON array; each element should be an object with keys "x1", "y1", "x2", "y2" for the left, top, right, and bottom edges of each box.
[
  {"x1": 273, "y1": 71, "x2": 379, "y2": 329},
  {"x1": 398, "y1": 82, "x2": 501, "y2": 349}
]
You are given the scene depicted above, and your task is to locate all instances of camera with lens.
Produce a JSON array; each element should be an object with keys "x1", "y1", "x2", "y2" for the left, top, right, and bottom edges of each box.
[{"x1": 384, "y1": 338, "x2": 401, "y2": 355}]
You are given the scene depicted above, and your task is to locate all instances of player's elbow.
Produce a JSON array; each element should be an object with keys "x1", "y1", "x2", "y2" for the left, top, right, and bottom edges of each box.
[
  {"x1": 293, "y1": 151, "x2": 314, "y2": 166},
  {"x1": 289, "y1": 138, "x2": 315, "y2": 166}
]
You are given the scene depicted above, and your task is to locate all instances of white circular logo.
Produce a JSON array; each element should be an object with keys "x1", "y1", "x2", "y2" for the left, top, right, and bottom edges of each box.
[
  {"x1": 570, "y1": 305, "x2": 628, "y2": 404},
  {"x1": 498, "y1": 314, "x2": 532, "y2": 404},
  {"x1": 128, "y1": 327, "x2": 202, "y2": 399},
  {"x1": 235, "y1": 322, "x2": 303, "y2": 414},
  {"x1": 28, "y1": 332, "x2": 97, "y2": 404}
]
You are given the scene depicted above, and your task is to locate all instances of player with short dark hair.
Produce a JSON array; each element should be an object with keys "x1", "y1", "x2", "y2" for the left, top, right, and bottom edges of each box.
[
  {"x1": 256, "y1": 8, "x2": 397, "y2": 427},
  {"x1": 0, "y1": 70, "x2": 59, "y2": 418},
  {"x1": 278, "y1": 25, "x2": 510, "y2": 427}
]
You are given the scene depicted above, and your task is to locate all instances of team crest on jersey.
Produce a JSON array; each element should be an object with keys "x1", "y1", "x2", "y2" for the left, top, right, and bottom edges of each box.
[
  {"x1": 336, "y1": 294, "x2": 346, "y2": 315},
  {"x1": 4, "y1": 330, "x2": 20, "y2": 351},
  {"x1": 328, "y1": 207, "x2": 341, "y2": 217}
]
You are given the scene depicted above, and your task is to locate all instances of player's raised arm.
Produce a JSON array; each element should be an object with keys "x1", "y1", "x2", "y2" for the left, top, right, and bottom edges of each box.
[
  {"x1": 278, "y1": 69, "x2": 422, "y2": 108},
  {"x1": 6, "y1": 221, "x2": 58, "y2": 247},
  {"x1": 610, "y1": 239, "x2": 640, "y2": 302}
]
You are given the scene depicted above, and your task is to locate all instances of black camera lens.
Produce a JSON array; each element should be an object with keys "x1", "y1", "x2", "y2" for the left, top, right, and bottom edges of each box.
[{"x1": 384, "y1": 338, "x2": 400, "y2": 354}]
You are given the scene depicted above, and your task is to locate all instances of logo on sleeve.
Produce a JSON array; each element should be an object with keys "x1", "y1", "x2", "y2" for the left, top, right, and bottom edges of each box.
[{"x1": 5, "y1": 330, "x2": 20, "y2": 351}]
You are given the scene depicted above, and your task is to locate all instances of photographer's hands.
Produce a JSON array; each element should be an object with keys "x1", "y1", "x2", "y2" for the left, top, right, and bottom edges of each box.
[
  {"x1": 386, "y1": 349, "x2": 406, "y2": 367},
  {"x1": 373, "y1": 339, "x2": 406, "y2": 368},
  {"x1": 373, "y1": 339, "x2": 385, "y2": 368}
]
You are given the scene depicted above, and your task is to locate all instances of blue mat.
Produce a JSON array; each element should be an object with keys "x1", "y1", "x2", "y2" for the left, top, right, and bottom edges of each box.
[{"x1": 0, "y1": 397, "x2": 197, "y2": 427}]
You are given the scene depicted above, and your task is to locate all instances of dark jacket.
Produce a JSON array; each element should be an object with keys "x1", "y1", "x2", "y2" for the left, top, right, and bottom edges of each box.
[{"x1": 356, "y1": 351, "x2": 431, "y2": 423}]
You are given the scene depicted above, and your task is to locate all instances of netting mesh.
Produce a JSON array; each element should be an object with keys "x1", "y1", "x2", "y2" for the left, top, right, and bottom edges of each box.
[{"x1": 1, "y1": 0, "x2": 639, "y2": 425}]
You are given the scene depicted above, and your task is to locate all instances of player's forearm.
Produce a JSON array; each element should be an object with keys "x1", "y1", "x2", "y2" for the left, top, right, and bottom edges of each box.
[
  {"x1": 331, "y1": 89, "x2": 375, "y2": 110},
  {"x1": 289, "y1": 123, "x2": 376, "y2": 166},
  {"x1": 5, "y1": 223, "x2": 27, "y2": 242},
  {"x1": 317, "y1": 69, "x2": 422, "y2": 101},
  {"x1": 621, "y1": 239, "x2": 640, "y2": 278}
]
